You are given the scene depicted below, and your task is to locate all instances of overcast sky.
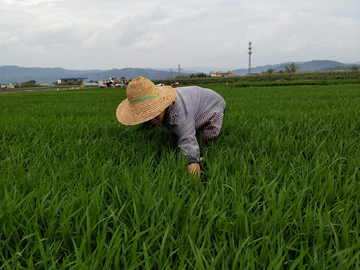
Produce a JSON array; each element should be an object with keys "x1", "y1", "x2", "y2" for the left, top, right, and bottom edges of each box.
[{"x1": 1, "y1": 0, "x2": 359, "y2": 71}]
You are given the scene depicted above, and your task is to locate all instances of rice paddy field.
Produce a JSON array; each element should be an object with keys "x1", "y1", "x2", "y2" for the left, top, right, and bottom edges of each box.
[{"x1": 1, "y1": 83, "x2": 360, "y2": 269}]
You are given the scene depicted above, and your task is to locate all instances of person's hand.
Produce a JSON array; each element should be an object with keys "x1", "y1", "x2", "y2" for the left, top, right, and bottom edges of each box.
[
  {"x1": 188, "y1": 163, "x2": 200, "y2": 195},
  {"x1": 188, "y1": 163, "x2": 200, "y2": 178}
]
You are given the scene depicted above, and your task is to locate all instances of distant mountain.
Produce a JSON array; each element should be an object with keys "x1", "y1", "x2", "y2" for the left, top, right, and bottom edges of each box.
[
  {"x1": 232, "y1": 64, "x2": 286, "y2": 75},
  {"x1": 0, "y1": 66, "x2": 102, "y2": 84},
  {"x1": 295, "y1": 60, "x2": 354, "y2": 72},
  {"x1": 1, "y1": 60, "x2": 358, "y2": 84},
  {"x1": 85, "y1": 68, "x2": 182, "y2": 82},
  {"x1": 0, "y1": 66, "x2": 186, "y2": 84},
  {"x1": 233, "y1": 60, "x2": 358, "y2": 75}
]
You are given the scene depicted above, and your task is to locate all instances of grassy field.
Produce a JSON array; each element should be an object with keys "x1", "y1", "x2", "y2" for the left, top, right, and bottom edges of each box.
[
  {"x1": 0, "y1": 84, "x2": 99, "y2": 94},
  {"x1": 1, "y1": 84, "x2": 360, "y2": 269},
  {"x1": 152, "y1": 70, "x2": 360, "y2": 86}
]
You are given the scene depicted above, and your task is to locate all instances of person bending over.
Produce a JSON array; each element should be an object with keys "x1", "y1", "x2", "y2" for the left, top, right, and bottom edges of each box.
[{"x1": 116, "y1": 76, "x2": 226, "y2": 177}]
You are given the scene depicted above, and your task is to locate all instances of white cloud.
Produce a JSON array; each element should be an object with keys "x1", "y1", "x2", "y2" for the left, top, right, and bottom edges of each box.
[
  {"x1": 0, "y1": 31, "x2": 48, "y2": 54},
  {"x1": 82, "y1": 6, "x2": 166, "y2": 50},
  {"x1": 132, "y1": 33, "x2": 164, "y2": 51},
  {"x1": 0, "y1": 32, "x2": 21, "y2": 45},
  {"x1": 30, "y1": 45, "x2": 47, "y2": 53},
  {"x1": 0, "y1": 0, "x2": 359, "y2": 69},
  {"x1": 82, "y1": 32, "x2": 110, "y2": 49},
  {"x1": 2, "y1": 0, "x2": 61, "y2": 6}
]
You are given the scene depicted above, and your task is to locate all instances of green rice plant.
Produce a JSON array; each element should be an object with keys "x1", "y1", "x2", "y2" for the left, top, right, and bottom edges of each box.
[{"x1": 1, "y1": 84, "x2": 359, "y2": 269}]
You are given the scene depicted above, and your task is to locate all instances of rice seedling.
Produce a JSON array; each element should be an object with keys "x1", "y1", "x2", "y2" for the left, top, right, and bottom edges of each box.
[{"x1": 1, "y1": 84, "x2": 359, "y2": 269}]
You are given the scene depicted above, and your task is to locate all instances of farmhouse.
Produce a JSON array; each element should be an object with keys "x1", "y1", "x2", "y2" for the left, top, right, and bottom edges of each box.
[
  {"x1": 210, "y1": 71, "x2": 235, "y2": 77},
  {"x1": 98, "y1": 77, "x2": 116, "y2": 86},
  {"x1": 1, "y1": 83, "x2": 15, "y2": 89},
  {"x1": 58, "y1": 77, "x2": 88, "y2": 84}
]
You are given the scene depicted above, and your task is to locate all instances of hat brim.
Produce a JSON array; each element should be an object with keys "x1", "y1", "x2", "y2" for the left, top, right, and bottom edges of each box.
[{"x1": 116, "y1": 86, "x2": 177, "y2": 125}]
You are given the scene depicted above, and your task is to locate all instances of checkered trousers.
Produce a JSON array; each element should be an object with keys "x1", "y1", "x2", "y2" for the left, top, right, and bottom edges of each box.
[
  {"x1": 194, "y1": 110, "x2": 224, "y2": 139},
  {"x1": 166, "y1": 102, "x2": 224, "y2": 139}
]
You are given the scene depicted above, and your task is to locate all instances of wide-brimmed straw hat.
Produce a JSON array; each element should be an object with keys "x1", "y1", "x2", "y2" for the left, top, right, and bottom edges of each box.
[{"x1": 116, "y1": 76, "x2": 177, "y2": 125}]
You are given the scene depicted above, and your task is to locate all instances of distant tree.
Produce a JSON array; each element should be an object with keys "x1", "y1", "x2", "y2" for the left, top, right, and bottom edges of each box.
[
  {"x1": 278, "y1": 70, "x2": 284, "y2": 74},
  {"x1": 284, "y1": 62, "x2": 300, "y2": 73},
  {"x1": 349, "y1": 65, "x2": 359, "y2": 71},
  {"x1": 189, "y1": 72, "x2": 209, "y2": 78},
  {"x1": 20, "y1": 80, "x2": 38, "y2": 88},
  {"x1": 265, "y1": 68, "x2": 275, "y2": 74},
  {"x1": 198, "y1": 72, "x2": 210, "y2": 78}
]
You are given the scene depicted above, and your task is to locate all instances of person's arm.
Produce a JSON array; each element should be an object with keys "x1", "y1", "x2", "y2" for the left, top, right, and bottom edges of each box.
[
  {"x1": 170, "y1": 120, "x2": 202, "y2": 179},
  {"x1": 166, "y1": 99, "x2": 202, "y2": 177},
  {"x1": 180, "y1": 142, "x2": 202, "y2": 184}
]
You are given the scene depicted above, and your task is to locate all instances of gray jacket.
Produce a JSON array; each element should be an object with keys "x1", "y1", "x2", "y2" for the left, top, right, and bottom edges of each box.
[{"x1": 166, "y1": 86, "x2": 226, "y2": 163}]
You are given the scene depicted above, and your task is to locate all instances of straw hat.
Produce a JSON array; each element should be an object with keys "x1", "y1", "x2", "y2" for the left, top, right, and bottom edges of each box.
[{"x1": 116, "y1": 76, "x2": 177, "y2": 125}]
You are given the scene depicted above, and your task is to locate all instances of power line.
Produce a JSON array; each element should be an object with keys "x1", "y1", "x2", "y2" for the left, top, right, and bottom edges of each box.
[
  {"x1": 295, "y1": 23, "x2": 358, "y2": 41},
  {"x1": 273, "y1": 33, "x2": 358, "y2": 58},
  {"x1": 247, "y1": 23, "x2": 360, "y2": 67},
  {"x1": 254, "y1": 35, "x2": 360, "y2": 66}
]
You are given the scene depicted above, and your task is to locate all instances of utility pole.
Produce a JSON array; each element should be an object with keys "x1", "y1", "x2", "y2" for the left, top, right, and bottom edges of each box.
[
  {"x1": 177, "y1": 64, "x2": 182, "y2": 77},
  {"x1": 248, "y1": 41, "x2": 252, "y2": 75}
]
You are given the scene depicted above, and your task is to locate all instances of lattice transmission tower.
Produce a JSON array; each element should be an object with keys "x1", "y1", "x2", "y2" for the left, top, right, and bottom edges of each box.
[
  {"x1": 177, "y1": 64, "x2": 182, "y2": 77},
  {"x1": 248, "y1": 41, "x2": 252, "y2": 75}
]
